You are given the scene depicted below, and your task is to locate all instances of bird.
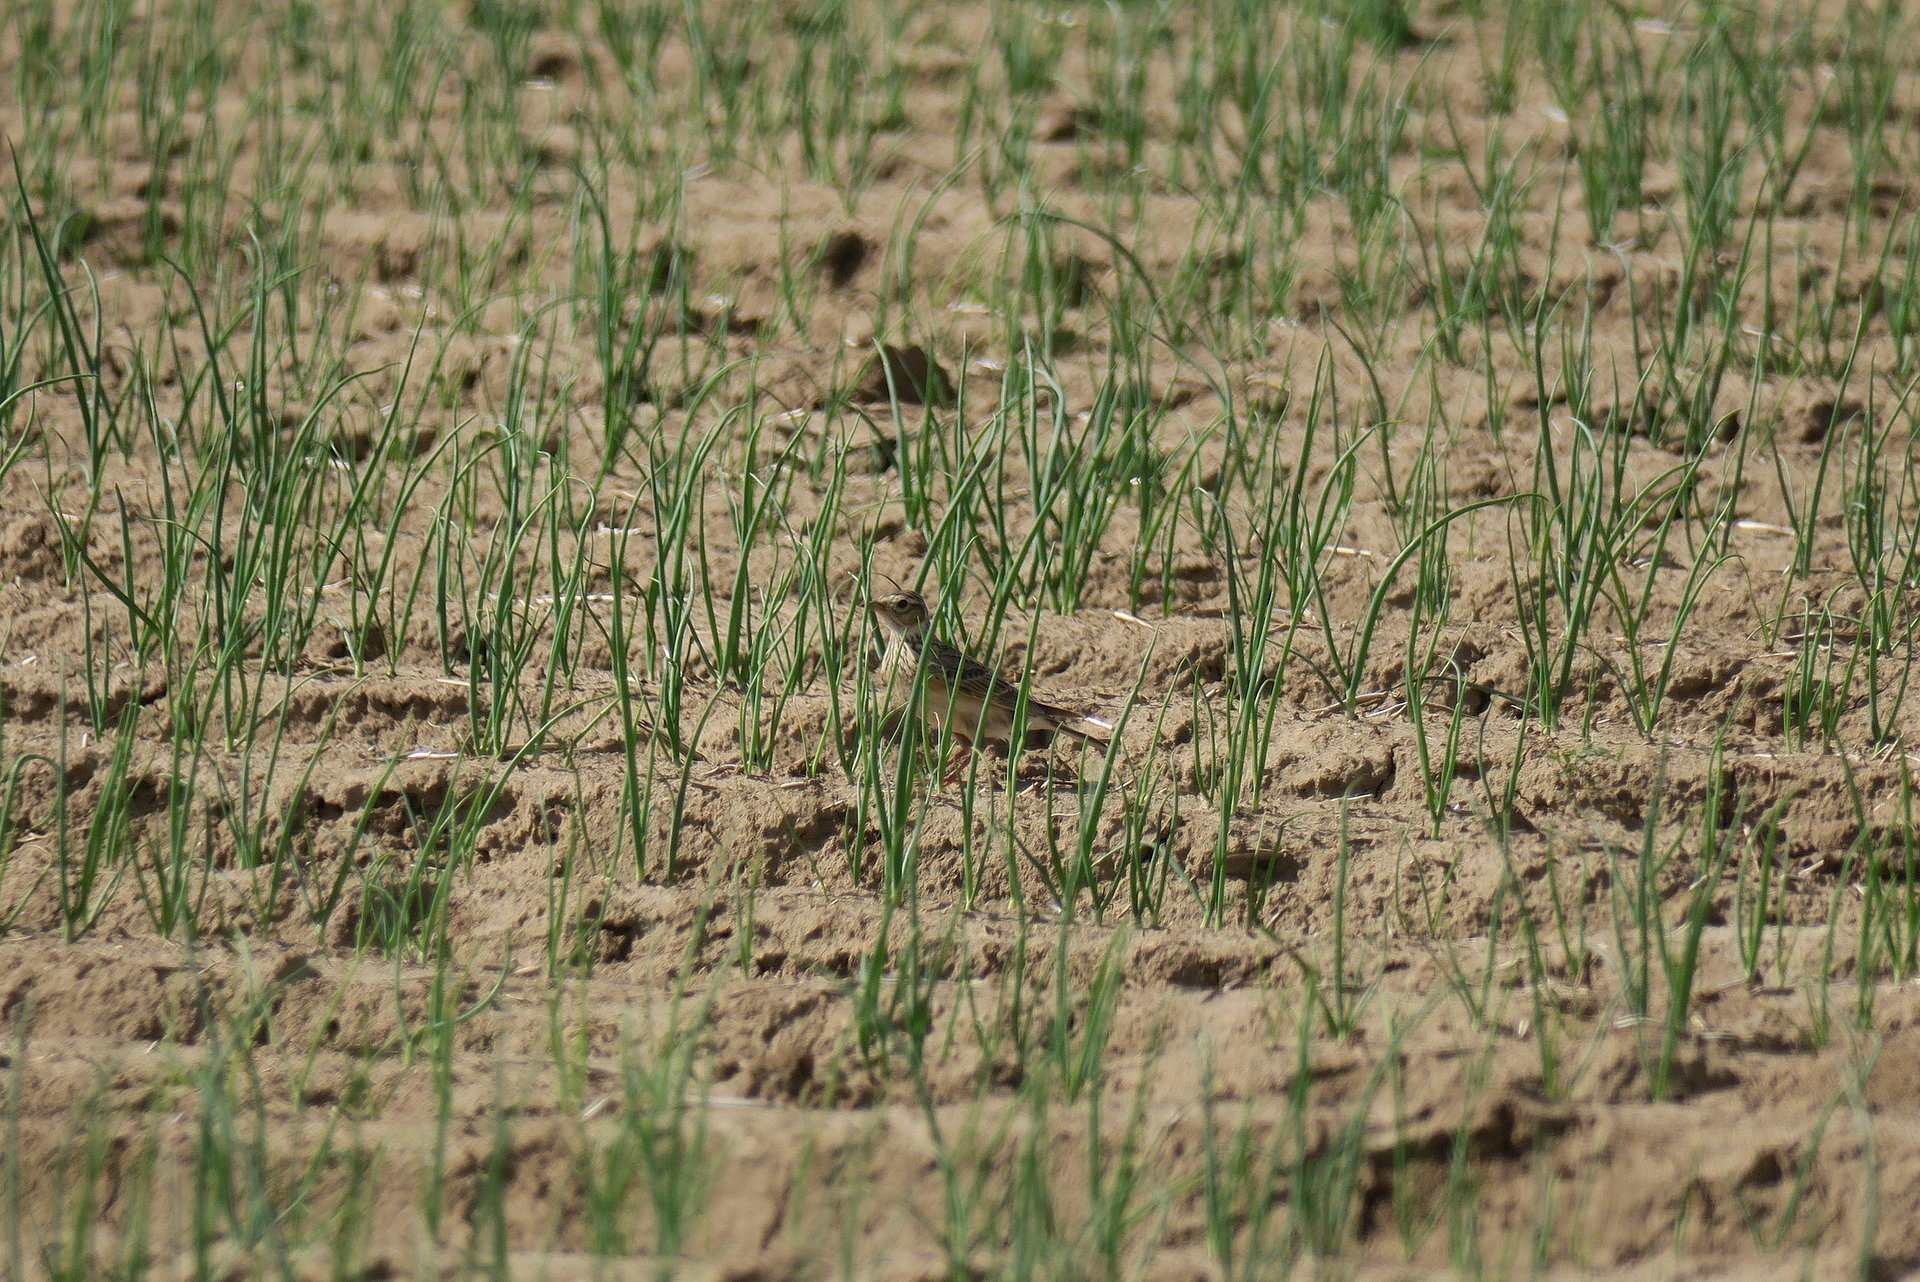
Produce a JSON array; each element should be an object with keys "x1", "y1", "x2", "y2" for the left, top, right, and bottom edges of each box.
[{"x1": 867, "y1": 589, "x2": 1113, "y2": 775}]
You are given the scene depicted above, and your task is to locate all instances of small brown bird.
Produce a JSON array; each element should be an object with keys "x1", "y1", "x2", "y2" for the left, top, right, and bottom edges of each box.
[{"x1": 868, "y1": 590, "x2": 1113, "y2": 772}]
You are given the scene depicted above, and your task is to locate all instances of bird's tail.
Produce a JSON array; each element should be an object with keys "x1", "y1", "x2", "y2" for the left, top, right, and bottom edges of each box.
[{"x1": 1046, "y1": 708, "x2": 1116, "y2": 742}]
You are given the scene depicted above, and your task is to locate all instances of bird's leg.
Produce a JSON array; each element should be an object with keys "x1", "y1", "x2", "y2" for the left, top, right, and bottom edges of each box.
[{"x1": 941, "y1": 742, "x2": 971, "y2": 787}]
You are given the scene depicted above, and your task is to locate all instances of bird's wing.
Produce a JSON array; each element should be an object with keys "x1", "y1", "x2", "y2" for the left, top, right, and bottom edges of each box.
[
  {"x1": 922, "y1": 637, "x2": 1017, "y2": 702},
  {"x1": 923, "y1": 638, "x2": 1114, "y2": 737}
]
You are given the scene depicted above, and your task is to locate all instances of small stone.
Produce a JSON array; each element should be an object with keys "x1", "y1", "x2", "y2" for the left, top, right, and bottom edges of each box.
[
  {"x1": 853, "y1": 344, "x2": 955, "y2": 407},
  {"x1": 818, "y1": 229, "x2": 869, "y2": 288}
]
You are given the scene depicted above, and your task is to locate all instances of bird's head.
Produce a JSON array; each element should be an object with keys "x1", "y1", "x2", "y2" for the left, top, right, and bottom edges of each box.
[{"x1": 868, "y1": 589, "x2": 931, "y2": 639}]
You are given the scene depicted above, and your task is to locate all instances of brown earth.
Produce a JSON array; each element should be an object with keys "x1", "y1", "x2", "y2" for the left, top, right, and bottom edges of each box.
[{"x1": 4, "y1": 1, "x2": 1920, "y2": 1279}]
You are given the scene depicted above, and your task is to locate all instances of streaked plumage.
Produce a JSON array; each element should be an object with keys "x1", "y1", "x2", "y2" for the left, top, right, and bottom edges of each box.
[{"x1": 867, "y1": 590, "x2": 1114, "y2": 749}]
